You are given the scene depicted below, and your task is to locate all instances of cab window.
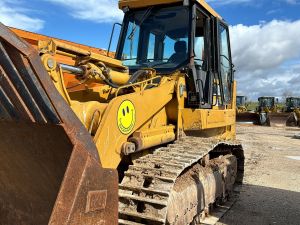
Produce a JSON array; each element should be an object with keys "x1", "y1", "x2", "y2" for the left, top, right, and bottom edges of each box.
[{"x1": 219, "y1": 24, "x2": 232, "y2": 104}]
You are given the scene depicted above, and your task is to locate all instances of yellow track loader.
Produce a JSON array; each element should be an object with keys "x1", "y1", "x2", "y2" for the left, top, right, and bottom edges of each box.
[
  {"x1": 256, "y1": 96, "x2": 285, "y2": 126},
  {"x1": 0, "y1": 0, "x2": 244, "y2": 224},
  {"x1": 255, "y1": 96, "x2": 275, "y2": 126}
]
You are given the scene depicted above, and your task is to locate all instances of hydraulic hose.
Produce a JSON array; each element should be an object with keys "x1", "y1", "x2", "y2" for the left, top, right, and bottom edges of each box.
[
  {"x1": 102, "y1": 69, "x2": 149, "y2": 88},
  {"x1": 127, "y1": 70, "x2": 149, "y2": 84}
]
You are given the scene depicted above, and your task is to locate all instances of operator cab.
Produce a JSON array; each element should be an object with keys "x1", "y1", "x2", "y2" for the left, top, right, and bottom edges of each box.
[
  {"x1": 236, "y1": 96, "x2": 246, "y2": 107},
  {"x1": 286, "y1": 97, "x2": 300, "y2": 111},
  {"x1": 258, "y1": 97, "x2": 275, "y2": 109},
  {"x1": 116, "y1": 6, "x2": 190, "y2": 72},
  {"x1": 116, "y1": 1, "x2": 234, "y2": 109}
]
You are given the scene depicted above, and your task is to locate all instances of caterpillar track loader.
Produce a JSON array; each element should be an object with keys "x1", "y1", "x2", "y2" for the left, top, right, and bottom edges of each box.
[
  {"x1": 255, "y1": 96, "x2": 275, "y2": 126},
  {"x1": 0, "y1": 0, "x2": 244, "y2": 224},
  {"x1": 256, "y1": 96, "x2": 285, "y2": 126}
]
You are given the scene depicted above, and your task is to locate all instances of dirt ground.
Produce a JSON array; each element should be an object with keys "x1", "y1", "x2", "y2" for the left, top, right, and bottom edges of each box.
[{"x1": 216, "y1": 125, "x2": 300, "y2": 225}]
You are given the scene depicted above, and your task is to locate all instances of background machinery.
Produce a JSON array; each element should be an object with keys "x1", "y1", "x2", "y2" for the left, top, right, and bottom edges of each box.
[
  {"x1": 285, "y1": 97, "x2": 300, "y2": 127},
  {"x1": 256, "y1": 96, "x2": 300, "y2": 127},
  {"x1": 257, "y1": 97, "x2": 278, "y2": 114},
  {"x1": 0, "y1": 0, "x2": 244, "y2": 224},
  {"x1": 256, "y1": 96, "x2": 276, "y2": 126},
  {"x1": 256, "y1": 96, "x2": 287, "y2": 126},
  {"x1": 236, "y1": 95, "x2": 247, "y2": 113}
]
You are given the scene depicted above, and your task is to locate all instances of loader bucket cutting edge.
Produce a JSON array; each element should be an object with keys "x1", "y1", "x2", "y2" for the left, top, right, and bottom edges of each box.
[
  {"x1": 236, "y1": 112, "x2": 260, "y2": 125},
  {"x1": 268, "y1": 113, "x2": 293, "y2": 127},
  {"x1": 0, "y1": 23, "x2": 118, "y2": 225}
]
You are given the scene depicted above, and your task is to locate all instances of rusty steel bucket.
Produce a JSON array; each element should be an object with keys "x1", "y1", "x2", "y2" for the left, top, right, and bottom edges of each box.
[{"x1": 0, "y1": 23, "x2": 118, "y2": 225}]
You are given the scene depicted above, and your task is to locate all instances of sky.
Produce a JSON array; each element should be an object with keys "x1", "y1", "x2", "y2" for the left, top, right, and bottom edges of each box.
[{"x1": 1, "y1": 0, "x2": 300, "y2": 100}]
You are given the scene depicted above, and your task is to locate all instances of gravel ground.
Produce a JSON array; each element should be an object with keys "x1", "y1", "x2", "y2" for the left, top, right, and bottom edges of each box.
[{"x1": 217, "y1": 125, "x2": 300, "y2": 225}]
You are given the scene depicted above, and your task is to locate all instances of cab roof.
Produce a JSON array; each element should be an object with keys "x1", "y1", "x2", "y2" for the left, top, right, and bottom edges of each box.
[
  {"x1": 118, "y1": 0, "x2": 221, "y2": 19},
  {"x1": 259, "y1": 97, "x2": 275, "y2": 99}
]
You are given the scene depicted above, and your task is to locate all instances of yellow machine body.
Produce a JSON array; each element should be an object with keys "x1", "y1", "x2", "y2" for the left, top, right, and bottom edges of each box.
[{"x1": 39, "y1": 39, "x2": 237, "y2": 168}]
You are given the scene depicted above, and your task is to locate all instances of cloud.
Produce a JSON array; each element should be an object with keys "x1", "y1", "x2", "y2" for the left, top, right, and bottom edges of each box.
[
  {"x1": 230, "y1": 20, "x2": 300, "y2": 72},
  {"x1": 0, "y1": 0, "x2": 44, "y2": 32},
  {"x1": 46, "y1": 0, "x2": 123, "y2": 23},
  {"x1": 230, "y1": 20, "x2": 300, "y2": 99},
  {"x1": 235, "y1": 63, "x2": 300, "y2": 100}
]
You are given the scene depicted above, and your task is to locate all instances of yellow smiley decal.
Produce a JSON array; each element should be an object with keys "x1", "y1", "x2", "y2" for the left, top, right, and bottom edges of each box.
[{"x1": 117, "y1": 100, "x2": 136, "y2": 134}]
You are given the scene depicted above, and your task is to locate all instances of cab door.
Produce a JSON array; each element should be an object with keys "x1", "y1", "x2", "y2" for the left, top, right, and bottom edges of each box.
[
  {"x1": 188, "y1": 6, "x2": 213, "y2": 109},
  {"x1": 217, "y1": 20, "x2": 234, "y2": 105}
]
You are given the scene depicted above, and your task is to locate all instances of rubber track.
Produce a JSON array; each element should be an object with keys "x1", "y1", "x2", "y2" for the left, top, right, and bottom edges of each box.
[{"x1": 118, "y1": 136, "x2": 243, "y2": 225}]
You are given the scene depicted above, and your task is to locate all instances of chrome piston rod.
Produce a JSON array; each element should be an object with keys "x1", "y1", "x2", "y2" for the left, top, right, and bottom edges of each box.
[{"x1": 60, "y1": 64, "x2": 84, "y2": 75}]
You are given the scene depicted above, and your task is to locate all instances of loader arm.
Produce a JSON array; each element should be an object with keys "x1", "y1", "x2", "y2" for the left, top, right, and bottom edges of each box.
[
  {"x1": 30, "y1": 37, "x2": 179, "y2": 169},
  {"x1": 94, "y1": 77, "x2": 176, "y2": 168}
]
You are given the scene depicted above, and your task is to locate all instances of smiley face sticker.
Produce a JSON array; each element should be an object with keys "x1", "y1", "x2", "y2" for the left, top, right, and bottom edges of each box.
[{"x1": 117, "y1": 100, "x2": 136, "y2": 134}]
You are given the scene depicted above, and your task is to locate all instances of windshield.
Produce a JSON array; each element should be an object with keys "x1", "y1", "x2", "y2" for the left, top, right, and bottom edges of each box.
[
  {"x1": 287, "y1": 98, "x2": 300, "y2": 107},
  {"x1": 259, "y1": 98, "x2": 274, "y2": 108},
  {"x1": 287, "y1": 98, "x2": 294, "y2": 107},
  {"x1": 236, "y1": 96, "x2": 245, "y2": 106},
  {"x1": 117, "y1": 6, "x2": 190, "y2": 73}
]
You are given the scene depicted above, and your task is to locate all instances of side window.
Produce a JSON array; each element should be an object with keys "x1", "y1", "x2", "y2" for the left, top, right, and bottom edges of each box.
[
  {"x1": 219, "y1": 24, "x2": 232, "y2": 103},
  {"x1": 194, "y1": 37, "x2": 204, "y2": 65},
  {"x1": 163, "y1": 36, "x2": 176, "y2": 61},
  {"x1": 163, "y1": 36, "x2": 188, "y2": 62},
  {"x1": 122, "y1": 21, "x2": 140, "y2": 66},
  {"x1": 194, "y1": 12, "x2": 206, "y2": 67}
]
